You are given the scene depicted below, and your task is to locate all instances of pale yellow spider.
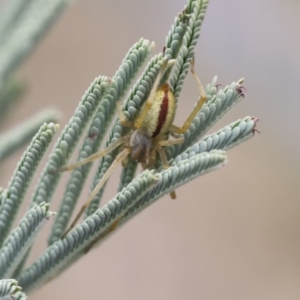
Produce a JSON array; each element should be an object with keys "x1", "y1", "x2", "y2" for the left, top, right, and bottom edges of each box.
[{"x1": 58, "y1": 57, "x2": 207, "y2": 237}]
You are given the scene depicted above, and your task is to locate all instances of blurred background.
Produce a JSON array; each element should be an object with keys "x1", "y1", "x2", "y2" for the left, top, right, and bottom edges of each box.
[{"x1": 0, "y1": 0, "x2": 300, "y2": 299}]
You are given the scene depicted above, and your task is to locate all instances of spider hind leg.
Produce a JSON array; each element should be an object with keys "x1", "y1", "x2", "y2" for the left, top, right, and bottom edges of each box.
[{"x1": 170, "y1": 57, "x2": 207, "y2": 135}]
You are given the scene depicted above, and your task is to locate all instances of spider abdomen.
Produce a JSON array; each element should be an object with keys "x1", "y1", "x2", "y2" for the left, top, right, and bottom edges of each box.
[{"x1": 142, "y1": 83, "x2": 176, "y2": 137}]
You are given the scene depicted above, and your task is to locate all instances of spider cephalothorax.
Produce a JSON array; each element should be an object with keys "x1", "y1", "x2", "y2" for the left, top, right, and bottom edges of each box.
[{"x1": 129, "y1": 129, "x2": 153, "y2": 164}]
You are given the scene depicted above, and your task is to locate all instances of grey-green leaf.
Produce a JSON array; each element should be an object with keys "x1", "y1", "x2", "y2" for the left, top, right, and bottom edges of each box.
[
  {"x1": 164, "y1": 78, "x2": 246, "y2": 162},
  {"x1": 30, "y1": 76, "x2": 110, "y2": 207},
  {"x1": 123, "y1": 150, "x2": 227, "y2": 221},
  {"x1": 0, "y1": 0, "x2": 71, "y2": 83},
  {"x1": 0, "y1": 279, "x2": 26, "y2": 300},
  {"x1": 0, "y1": 202, "x2": 54, "y2": 279},
  {"x1": 170, "y1": 0, "x2": 210, "y2": 99},
  {"x1": 172, "y1": 116, "x2": 258, "y2": 164},
  {"x1": 0, "y1": 110, "x2": 59, "y2": 162},
  {"x1": 0, "y1": 123, "x2": 58, "y2": 247},
  {"x1": 18, "y1": 171, "x2": 158, "y2": 292}
]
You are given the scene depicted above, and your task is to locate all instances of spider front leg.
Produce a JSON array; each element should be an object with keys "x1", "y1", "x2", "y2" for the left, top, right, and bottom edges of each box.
[
  {"x1": 52, "y1": 136, "x2": 129, "y2": 173},
  {"x1": 53, "y1": 96, "x2": 133, "y2": 174},
  {"x1": 62, "y1": 147, "x2": 131, "y2": 238},
  {"x1": 169, "y1": 58, "x2": 207, "y2": 135},
  {"x1": 61, "y1": 99, "x2": 133, "y2": 238}
]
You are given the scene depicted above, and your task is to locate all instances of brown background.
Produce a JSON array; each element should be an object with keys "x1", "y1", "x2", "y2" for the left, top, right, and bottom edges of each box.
[{"x1": 1, "y1": 0, "x2": 300, "y2": 299}]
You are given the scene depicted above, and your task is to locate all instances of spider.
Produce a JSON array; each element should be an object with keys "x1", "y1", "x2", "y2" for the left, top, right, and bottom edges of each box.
[{"x1": 58, "y1": 56, "x2": 207, "y2": 237}]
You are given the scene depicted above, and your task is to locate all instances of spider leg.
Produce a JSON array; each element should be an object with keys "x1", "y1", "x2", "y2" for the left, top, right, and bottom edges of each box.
[
  {"x1": 62, "y1": 148, "x2": 131, "y2": 238},
  {"x1": 169, "y1": 57, "x2": 207, "y2": 134},
  {"x1": 135, "y1": 59, "x2": 176, "y2": 129},
  {"x1": 170, "y1": 132, "x2": 182, "y2": 139},
  {"x1": 144, "y1": 149, "x2": 157, "y2": 169},
  {"x1": 158, "y1": 137, "x2": 184, "y2": 147},
  {"x1": 52, "y1": 136, "x2": 129, "y2": 173},
  {"x1": 157, "y1": 146, "x2": 176, "y2": 199},
  {"x1": 117, "y1": 100, "x2": 133, "y2": 128},
  {"x1": 84, "y1": 219, "x2": 120, "y2": 253}
]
